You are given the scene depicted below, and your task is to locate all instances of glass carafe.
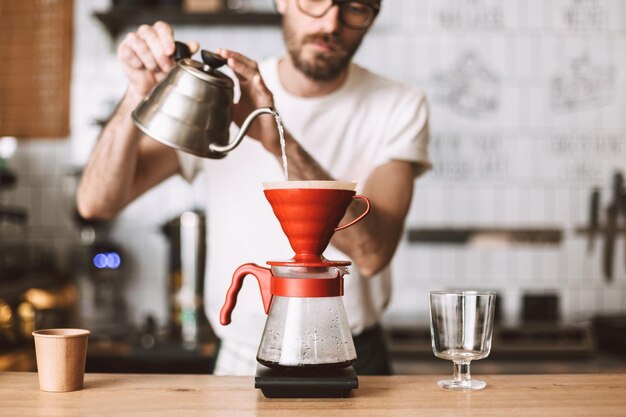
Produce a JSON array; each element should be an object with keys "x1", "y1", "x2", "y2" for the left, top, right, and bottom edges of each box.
[{"x1": 256, "y1": 265, "x2": 356, "y2": 369}]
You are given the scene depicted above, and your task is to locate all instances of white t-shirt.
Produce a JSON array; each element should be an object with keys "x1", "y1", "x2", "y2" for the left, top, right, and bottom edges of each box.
[{"x1": 178, "y1": 57, "x2": 430, "y2": 374}]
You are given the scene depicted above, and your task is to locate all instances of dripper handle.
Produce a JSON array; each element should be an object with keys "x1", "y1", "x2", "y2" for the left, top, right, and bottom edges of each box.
[
  {"x1": 335, "y1": 195, "x2": 371, "y2": 231},
  {"x1": 220, "y1": 263, "x2": 273, "y2": 325}
]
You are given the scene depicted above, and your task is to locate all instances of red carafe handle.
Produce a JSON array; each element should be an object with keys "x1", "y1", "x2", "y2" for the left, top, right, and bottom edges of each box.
[
  {"x1": 220, "y1": 263, "x2": 273, "y2": 325},
  {"x1": 335, "y1": 194, "x2": 371, "y2": 231}
]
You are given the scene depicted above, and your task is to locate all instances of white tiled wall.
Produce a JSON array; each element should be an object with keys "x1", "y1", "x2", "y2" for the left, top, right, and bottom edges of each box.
[{"x1": 7, "y1": 0, "x2": 626, "y2": 328}]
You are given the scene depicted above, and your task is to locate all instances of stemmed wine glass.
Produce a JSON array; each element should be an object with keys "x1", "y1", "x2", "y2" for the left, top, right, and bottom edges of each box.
[{"x1": 429, "y1": 290, "x2": 496, "y2": 390}]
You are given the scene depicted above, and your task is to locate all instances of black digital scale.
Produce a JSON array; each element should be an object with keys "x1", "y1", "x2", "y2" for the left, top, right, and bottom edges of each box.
[{"x1": 255, "y1": 364, "x2": 358, "y2": 398}]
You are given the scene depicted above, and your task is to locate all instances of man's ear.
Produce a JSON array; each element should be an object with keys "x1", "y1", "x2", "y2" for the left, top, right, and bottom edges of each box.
[{"x1": 274, "y1": 0, "x2": 288, "y2": 14}]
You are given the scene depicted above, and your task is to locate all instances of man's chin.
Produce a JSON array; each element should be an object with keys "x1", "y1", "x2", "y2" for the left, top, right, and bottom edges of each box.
[
  {"x1": 302, "y1": 69, "x2": 344, "y2": 82},
  {"x1": 294, "y1": 54, "x2": 346, "y2": 81}
]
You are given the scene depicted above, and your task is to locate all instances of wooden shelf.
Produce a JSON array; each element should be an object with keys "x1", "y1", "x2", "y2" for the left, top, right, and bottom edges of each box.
[
  {"x1": 406, "y1": 227, "x2": 563, "y2": 245},
  {"x1": 575, "y1": 226, "x2": 626, "y2": 235},
  {"x1": 94, "y1": 7, "x2": 281, "y2": 39}
]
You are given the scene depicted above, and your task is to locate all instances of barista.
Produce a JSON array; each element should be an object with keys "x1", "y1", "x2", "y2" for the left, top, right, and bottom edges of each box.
[{"x1": 77, "y1": 0, "x2": 430, "y2": 375}]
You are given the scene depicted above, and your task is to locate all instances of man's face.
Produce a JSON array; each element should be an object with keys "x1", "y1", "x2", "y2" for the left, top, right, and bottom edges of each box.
[{"x1": 277, "y1": 0, "x2": 376, "y2": 81}]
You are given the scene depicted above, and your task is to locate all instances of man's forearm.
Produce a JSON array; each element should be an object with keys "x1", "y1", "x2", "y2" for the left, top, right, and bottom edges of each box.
[
  {"x1": 77, "y1": 90, "x2": 144, "y2": 219},
  {"x1": 276, "y1": 133, "x2": 401, "y2": 277},
  {"x1": 331, "y1": 162, "x2": 417, "y2": 277}
]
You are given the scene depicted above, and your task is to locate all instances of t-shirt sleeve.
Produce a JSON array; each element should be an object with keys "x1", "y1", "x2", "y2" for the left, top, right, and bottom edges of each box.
[
  {"x1": 374, "y1": 87, "x2": 432, "y2": 175},
  {"x1": 176, "y1": 150, "x2": 202, "y2": 183}
]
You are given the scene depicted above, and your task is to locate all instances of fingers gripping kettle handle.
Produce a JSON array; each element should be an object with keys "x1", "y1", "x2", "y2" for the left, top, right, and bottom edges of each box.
[{"x1": 220, "y1": 263, "x2": 273, "y2": 325}]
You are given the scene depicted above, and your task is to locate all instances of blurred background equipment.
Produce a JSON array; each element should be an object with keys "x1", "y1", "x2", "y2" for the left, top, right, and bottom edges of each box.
[
  {"x1": 162, "y1": 210, "x2": 213, "y2": 348},
  {"x1": 1, "y1": 138, "x2": 77, "y2": 362},
  {"x1": 63, "y1": 168, "x2": 131, "y2": 339}
]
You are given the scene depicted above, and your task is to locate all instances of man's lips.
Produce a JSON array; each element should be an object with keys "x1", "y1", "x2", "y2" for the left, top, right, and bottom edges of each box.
[{"x1": 307, "y1": 40, "x2": 338, "y2": 52}]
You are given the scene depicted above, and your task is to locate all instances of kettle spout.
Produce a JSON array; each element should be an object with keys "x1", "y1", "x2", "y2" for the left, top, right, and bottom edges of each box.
[{"x1": 209, "y1": 107, "x2": 278, "y2": 155}]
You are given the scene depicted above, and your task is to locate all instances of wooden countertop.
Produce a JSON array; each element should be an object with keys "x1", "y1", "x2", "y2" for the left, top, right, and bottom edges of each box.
[{"x1": 1, "y1": 372, "x2": 625, "y2": 416}]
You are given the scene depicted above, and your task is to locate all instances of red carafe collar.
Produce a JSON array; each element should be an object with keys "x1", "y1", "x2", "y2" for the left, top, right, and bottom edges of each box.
[{"x1": 219, "y1": 263, "x2": 345, "y2": 326}]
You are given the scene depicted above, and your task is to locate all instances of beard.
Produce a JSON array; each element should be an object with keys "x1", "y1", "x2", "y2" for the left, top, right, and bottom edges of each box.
[{"x1": 282, "y1": 20, "x2": 364, "y2": 82}]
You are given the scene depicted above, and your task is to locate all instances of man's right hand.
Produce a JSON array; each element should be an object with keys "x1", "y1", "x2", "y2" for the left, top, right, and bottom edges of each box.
[
  {"x1": 77, "y1": 21, "x2": 191, "y2": 220},
  {"x1": 117, "y1": 21, "x2": 199, "y2": 97}
]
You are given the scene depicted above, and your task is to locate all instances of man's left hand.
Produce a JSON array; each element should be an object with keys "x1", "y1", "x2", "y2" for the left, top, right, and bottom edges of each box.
[{"x1": 217, "y1": 49, "x2": 282, "y2": 156}]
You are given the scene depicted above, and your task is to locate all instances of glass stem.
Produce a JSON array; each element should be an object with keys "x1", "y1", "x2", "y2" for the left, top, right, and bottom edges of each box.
[{"x1": 453, "y1": 362, "x2": 471, "y2": 384}]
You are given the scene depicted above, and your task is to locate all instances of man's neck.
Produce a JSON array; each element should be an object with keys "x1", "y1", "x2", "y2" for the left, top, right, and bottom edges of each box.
[{"x1": 277, "y1": 55, "x2": 349, "y2": 98}]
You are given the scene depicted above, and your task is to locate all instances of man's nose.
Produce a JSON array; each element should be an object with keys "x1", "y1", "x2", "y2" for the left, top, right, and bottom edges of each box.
[{"x1": 317, "y1": 3, "x2": 341, "y2": 32}]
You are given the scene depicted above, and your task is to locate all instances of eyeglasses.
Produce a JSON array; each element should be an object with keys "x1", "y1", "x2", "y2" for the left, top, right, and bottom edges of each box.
[{"x1": 297, "y1": 0, "x2": 380, "y2": 30}]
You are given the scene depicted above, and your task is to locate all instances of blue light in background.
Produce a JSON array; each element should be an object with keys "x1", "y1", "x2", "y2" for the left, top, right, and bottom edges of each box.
[
  {"x1": 107, "y1": 252, "x2": 121, "y2": 269},
  {"x1": 93, "y1": 253, "x2": 107, "y2": 269},
  {"x1": 93, "y1": 252, "x2": 122, "y2": 269}
]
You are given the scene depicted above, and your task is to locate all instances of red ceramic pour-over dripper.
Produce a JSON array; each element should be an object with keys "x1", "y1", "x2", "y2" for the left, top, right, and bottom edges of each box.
[{"x1": 263, "y1": 181, "x2": 370, "y2": 266}]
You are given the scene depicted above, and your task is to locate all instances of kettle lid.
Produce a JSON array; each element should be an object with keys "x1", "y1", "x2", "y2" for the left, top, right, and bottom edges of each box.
[{"x1": 179, "y1": 50, "x2": 234, "y2": 89}]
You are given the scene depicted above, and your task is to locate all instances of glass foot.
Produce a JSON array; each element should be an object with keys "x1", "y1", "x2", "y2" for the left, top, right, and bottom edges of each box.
[{"x1": 437, "y1": 379, "x2": 487, "y2": 391}]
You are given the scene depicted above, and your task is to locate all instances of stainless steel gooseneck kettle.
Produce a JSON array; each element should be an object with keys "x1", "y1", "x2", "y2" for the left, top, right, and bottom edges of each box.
[{"x1": 132, "y1": 42, "x2": 276, "y2": 159}]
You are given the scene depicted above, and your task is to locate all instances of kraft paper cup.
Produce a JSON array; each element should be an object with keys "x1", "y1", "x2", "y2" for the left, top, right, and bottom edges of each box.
[{"x1": 32, "y1": 328, "x2": 90, "y2": 392}]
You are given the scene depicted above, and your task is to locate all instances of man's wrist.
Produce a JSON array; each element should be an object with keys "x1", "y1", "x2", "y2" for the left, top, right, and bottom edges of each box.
[
  {"x1": 123, "y1": 87, "x2": 146, "y2": 110},
  {"x1": 102, "y1": 87, "x2": 147, "y2": 145}
]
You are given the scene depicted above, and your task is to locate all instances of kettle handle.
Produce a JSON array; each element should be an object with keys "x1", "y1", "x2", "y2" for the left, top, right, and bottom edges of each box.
[
  {"x1": 220, "y1": 263, "x2": 273, "y2": 325},
  {"x1": 209, "y1": 107, "x2": 277, "y2": 155},
  {"x1": 173, "y1": 41, "x2": 192, "y2": 61}
]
